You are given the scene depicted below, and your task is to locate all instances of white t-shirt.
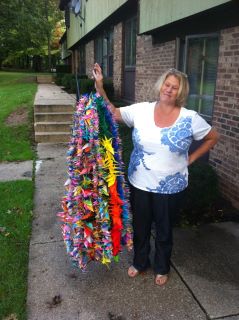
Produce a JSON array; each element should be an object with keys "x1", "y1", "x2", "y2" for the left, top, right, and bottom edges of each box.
[{"x1": 120, "y1": 102, "x2": 212, "y2": 194}]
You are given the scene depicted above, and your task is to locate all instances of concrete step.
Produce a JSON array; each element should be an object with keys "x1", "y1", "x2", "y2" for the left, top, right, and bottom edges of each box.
[
  {"x1": 34, "y1": 112, "x2": 73, "y2": 122},
  {"x1": 34, "y1": 104, "x2": 74, "y2": 113},
  {"x1": 35, "y1": 132, "x2": 70, "y2": 143},
  {"x1": 35, "y1": 122, "x2": 72, "y2": 132},
  {"x1": 37, "y1": 75, "x2": 54, "y2": 84}
]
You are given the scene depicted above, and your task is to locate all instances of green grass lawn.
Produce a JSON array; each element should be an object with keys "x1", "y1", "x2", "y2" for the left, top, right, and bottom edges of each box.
[
  {"x1": 0, "y1": 71, "x2": 37, "y2": 320},
  {"x1": 0, "y1": 72, "x2": 37, "y2": 162},
  {"x1": 0, "y1": 181, "x2": 34, "y2": 320}
]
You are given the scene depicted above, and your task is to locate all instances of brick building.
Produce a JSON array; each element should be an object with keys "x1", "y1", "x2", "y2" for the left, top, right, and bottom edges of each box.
[{"x1": 59, "y1": 0, "x2": 239, "y2": 209}]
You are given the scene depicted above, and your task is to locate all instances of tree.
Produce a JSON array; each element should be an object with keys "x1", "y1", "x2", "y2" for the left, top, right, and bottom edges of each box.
[{"x1": 0, "y1": 0, "x2": 64, "y2": 71}]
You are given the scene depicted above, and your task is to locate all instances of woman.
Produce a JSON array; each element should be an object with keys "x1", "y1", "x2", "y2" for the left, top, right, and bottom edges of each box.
[{"x1": 93, "y1": 63, "x2": 219, "y2": 286}]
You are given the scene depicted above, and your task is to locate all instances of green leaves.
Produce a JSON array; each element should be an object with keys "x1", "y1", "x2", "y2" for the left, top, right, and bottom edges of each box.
[{"x1": 0, "y1": 0, "x2": 64, "y2": 68}]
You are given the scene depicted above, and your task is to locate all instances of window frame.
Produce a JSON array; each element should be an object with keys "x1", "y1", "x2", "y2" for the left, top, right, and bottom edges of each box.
[
  {"x1": 94, "y1": 28, "x2": 114, "y2": 78},
  {"x1": 182, "y1": 33, "x2": 219, "y2": 123},
  {"x1": 124, "y1": 16, "x2": 137, "y2": 69}
]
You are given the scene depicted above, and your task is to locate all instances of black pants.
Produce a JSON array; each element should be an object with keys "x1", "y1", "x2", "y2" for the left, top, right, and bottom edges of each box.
[{"x1": 130, "y1": 184, "x2": 184, "y2": 275}]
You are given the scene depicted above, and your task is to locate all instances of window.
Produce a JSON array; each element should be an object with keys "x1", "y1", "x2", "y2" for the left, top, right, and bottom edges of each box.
[
  {"x1": 184, "y1": 34, "x2": 219, "y2": 122},
  {"x1": 125, "y1": 16, "x2": 137, "y2": 67},
  {"x1": 95, "y1": 35, "x2": 103, "y2": 70},
  {"x1": 95, "y1": 28, "x2": 113, "y2": 77}
]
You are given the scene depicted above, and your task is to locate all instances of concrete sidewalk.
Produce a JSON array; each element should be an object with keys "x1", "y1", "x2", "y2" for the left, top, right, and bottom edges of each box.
[
  {"x1": 0, "y1": 160, "x2": 33, "y2": 181},
  {"x1": 25, "y1": 141, "x2": 239, "y2": 320}
]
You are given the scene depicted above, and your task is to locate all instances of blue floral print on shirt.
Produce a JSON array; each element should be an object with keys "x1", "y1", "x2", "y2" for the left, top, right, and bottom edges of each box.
[
  {"x1": 147, "y1": 172, "x2": 187, "y2": 194},
  {"x1": 161, "y1": 116, "x2": 193, "y2": 155},
  {"x1": 128, "y1": 128, "x2": 154, "y2": 177}
]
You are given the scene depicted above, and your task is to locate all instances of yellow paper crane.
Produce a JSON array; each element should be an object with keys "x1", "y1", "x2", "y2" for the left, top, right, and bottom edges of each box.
[
  {"x1": 101, "y1": 137, "x2": 121, "y2": 187},
  {"x1": 101, "y1": 254, "x2": 111, "y2": 267}
]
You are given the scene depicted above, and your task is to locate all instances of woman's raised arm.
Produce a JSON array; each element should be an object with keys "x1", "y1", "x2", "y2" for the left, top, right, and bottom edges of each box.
[{"x1": 92, "y1": 63, "x2": 123, "y2": 122}]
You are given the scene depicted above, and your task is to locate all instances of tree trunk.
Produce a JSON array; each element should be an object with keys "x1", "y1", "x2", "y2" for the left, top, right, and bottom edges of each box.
[
  {"x1": 48, "y1": 36, "x2": 51, "y2": 71},
  {"x1": 45, "y1": 0, "x2": 51, "y2": 72}
]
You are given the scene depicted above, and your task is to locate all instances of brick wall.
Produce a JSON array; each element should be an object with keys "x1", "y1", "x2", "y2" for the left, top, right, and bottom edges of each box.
[
  {"x1": 135, "y1": 31, "x2": 239, "y2": 209},
  {"x1": 113, "y1": 22, "x2": 124, "y2": 99},
  {"x1": 85, "y1": 40, "x2": 94, "y2": 77},
  {"x1": 210, "y1": 26, "x2": 239, "y2": 208},
  {"x1": 113, "y1": 29, "x2": 176, "y2": 102},
  {"x1": 135, "y1": 35, "x2": 176, "y2": 102}
]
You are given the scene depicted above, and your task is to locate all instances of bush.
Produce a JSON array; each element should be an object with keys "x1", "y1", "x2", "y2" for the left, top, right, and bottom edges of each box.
[
  {"x1": 77, "y1": 74, "x2": 88, "y2": 80},
  {"x1": 57, "y1": 74, "x2": 114, "y2": 100},
  {"x1": 76, "y1": 78, "x2": 114, "y2": 98},
  {"x1": 55, "y1": 73, "x2": 88, "y2": 87},
  {"x1": 180, "y1": 162, "x2": 220, "y2": 226},
  {"x1": 55, "y1": 71, "x2": 114, "y2": 99},
  {"x1": 55, "y1": 72, "x2": 65, "y2": 86},
  {"x1": 103, "y1": 79, "x2": 114, "y2": 100},
  {"x1": 61, "y1": 74, "x2": 74, "y2": 90},
  {"x1": 80, "y1": 78, "x2": 95, "y2": 94},
  {"x1": 56, "y1": 64, "x2": 71, "y2": 73},
  {"x1": 118, "y1": 122, "x2": 133, "y2": 172}
]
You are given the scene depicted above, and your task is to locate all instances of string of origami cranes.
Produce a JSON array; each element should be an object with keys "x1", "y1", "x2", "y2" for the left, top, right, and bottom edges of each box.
[{"x1": 58, "y1": 93, "x2": 133, "y2": 270}]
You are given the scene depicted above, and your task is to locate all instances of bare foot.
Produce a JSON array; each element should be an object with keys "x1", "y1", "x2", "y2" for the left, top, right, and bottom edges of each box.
[
  {"x1": 155, "y1": 274, "x2": 168, "y2": 286},
  {"x1": 128, "y1": 265, "x2": 139, "y2": 278}
]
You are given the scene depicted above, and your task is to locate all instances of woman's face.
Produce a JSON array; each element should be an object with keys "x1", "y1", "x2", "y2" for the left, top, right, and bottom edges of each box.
[{"x1": 160, "y1": 75, "x2": 180, "y2": 105}]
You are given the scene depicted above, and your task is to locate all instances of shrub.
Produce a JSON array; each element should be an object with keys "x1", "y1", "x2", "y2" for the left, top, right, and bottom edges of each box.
[
  {"x1": 77, "y1": 74, "x2": 88, "y2": 80},
  {"x1": 55, "y1": 64, "x2": 71, "y2": 73},
  {"x1": 57, "y1": 73, "x2": 114, "y2": 100},
  {"x1": 55, "y1": 72, "x2": 65, "y2": 86},
  {"x1": 55, "y1": 73, "x2": 88, "y2": 87},
  {"x1": 76, "y1": 78, "x2": 95, "y2": 95},
  {"x1": 180, "y1": 162, "x2": 220, "y2": 226},
  {"x1": 55, "y1": 65, "x2": 71, "y2": 85},
  {"x1": 103, "y1": 79, "x2": 114, "y2": 100},
  {"x1": 75, "y1": 78, "x2": 114, "y2": 98},
  {"x1": 61, "y1": 74, "x2": 74, "y2": 90},
  {"x1": 118, "y1": 122, "x2": 133, "y2": 172}
]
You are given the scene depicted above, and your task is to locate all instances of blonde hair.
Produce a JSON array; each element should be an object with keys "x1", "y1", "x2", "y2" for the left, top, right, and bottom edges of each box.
[{"x1": 154, "y1": 68, "x2": 189, "y2": 107}]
